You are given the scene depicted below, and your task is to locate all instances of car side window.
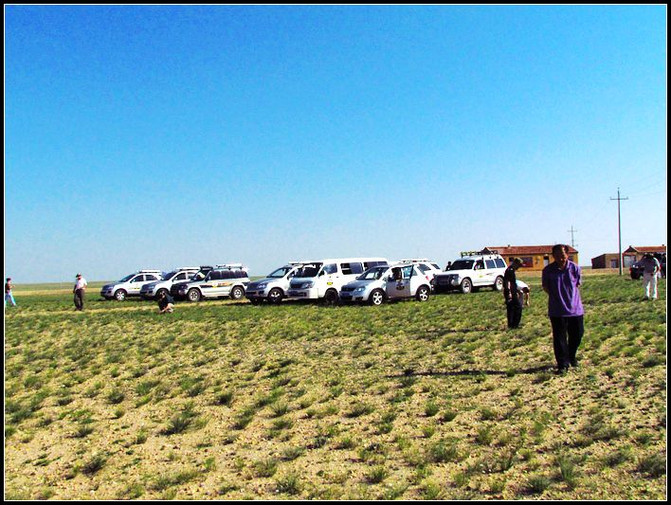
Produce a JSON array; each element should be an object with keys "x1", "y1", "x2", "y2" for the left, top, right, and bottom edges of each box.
[
  {"x1": 495, "y1": 258, "x2": 506, "y2": 268},
  {"x1": 175, "y1": 273, "x2": 186, "y2": 281},
  {"x1": 132, "y1": 275, "x2": 144, "y2": 283},
  {"x1": 323, "y1": 264, "x2": 337, "y2": 275},
  {"x1": 485, "y1": 260, "x2": 496, "y2": 269},
  {"x1": 147, "y1": 275, "x2": 158, "y2": 281}
]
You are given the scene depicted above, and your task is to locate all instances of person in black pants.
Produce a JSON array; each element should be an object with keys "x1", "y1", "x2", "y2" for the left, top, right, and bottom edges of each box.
[
  {"x1": 73, "y1": 273, "x2": 87, "y2": 311},
  {"x1": 503, "y1": 257, "x2": 523, "y2": 329},
  {"x1": 542, "y1": 244, "x2": 584, "y2": 374}
]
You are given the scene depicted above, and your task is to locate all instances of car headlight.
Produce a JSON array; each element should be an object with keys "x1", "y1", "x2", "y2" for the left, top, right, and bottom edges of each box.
[
  {"x1": 256, "y1": 283, "x2": 267, "y2": 290},
  {"x1": 354, "y1": 286, "x2": 366, "y2": 292}
]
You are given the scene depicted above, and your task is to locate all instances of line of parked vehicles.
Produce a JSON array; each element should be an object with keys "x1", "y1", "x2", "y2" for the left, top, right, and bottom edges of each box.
[{"x1": 100, "y1": 253, "x2": 510, "y2": 307}]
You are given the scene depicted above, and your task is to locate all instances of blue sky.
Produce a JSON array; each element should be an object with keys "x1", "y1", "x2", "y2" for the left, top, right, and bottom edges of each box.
[{"x1": 5, "y1": 5, "x2": 667, "y2": 283}]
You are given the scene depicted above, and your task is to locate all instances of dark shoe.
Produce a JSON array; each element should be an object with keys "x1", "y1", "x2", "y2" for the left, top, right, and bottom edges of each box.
[
  {"x1": 570, "y1": 359, "x2": 579, "y2": 368},
  {"x1": 556, "y1": 366, "x2": 569, "y2": 375}
]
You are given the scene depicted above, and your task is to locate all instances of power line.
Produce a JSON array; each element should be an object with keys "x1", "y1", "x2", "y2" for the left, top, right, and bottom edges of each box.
[
  {"x1": 567, "y1": 225, "x2": 578, "y2": 249},
  {"x1": 610, "y1": 187, "x2": 629, "y2": 275}
]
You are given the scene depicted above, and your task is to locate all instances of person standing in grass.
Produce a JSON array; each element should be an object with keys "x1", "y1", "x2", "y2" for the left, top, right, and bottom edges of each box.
[
  {"x1": 503, "y1": 257, "x2": 524, "y2": 329},
  {"x1": 73, "y1": 273, "x2": 88, "y2": 311},
  {"x1": 542, "y1": 244, "x2": 584, "y2": 374},
  {"x1": 5, "y1": 277, "x2": 17, "y2": 307},
  {"x1": 639, "y1": 253, "x2": 661, "y2": 300}
]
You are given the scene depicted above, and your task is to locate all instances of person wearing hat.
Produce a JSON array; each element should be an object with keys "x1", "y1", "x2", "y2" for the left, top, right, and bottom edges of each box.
[
  {"x1": 638, "y1": 252, "x2": 661, "y2": 300},
  {"x1": 503, "y1": 257, "x2": 524, "y2": 329},
  {"x1": 73, "y1": 273, "x2": 88, "y2": 311},
  {"x1": 5, "y1": 277, "x2": 17, "y2": 308}
]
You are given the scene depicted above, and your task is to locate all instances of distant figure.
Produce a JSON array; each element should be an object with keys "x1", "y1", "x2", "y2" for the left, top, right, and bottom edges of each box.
[
  {"x1": 542, "y1": 244, "x2": 584, "y2": 374},
  {"x1": 392, "y1": 268, "x2": 403, "y2": 281},
  {"x1": 516, "y1": 279, "x2": 530, "y2": 307},
  {"x1": 503, "y1": 257, "x2": 524, "y2": 329},
  {"x1": 639, "y1": 253, "x2": 661, "y2": 300},
  {"x1": 445, "y1": 261, "x2": 452, "y2": 271},
  {"x1": 73, "y1": 273, "x2": 88, "y2": 311},
  {"x1": 157, "y1": 291, "x2": 175, "y2": 313},
  {"x1": 5, "y1": 277, "x2": 17, "y2": 307}
]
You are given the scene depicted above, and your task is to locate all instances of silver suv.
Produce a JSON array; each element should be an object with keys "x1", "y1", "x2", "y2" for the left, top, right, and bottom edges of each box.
[
  {"x1": 433, "y1": 254, "x2": 507, "y2": 294},
  {"x1": 339, "y1": 263, "x2": 432, "y2": 305},
  {"x1": 101, "y1": 270, "x2": 163, "y2": 301},
  {"x1": 246, "y1": 262, "x2": 305, "y2": 304},
  {"x1": 398, "y1": 259, "x2": 442, "y2": 289},
  {"x1": 177, "y1": 264, "x2": 250, "y2": 302},
  {"x1": 140, "y1": 267, "x2": 200, "y2": 300}
]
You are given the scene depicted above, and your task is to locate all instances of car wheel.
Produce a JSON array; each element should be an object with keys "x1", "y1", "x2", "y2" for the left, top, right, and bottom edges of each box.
[
  {"x1": 114, "y1": 289, "x2": 127, "y2": 301},
  {"x1": 324, "y1": 289, "x2": 339, "y2": 306},
  {"x1": 460, "y1": 278, "x2": 472, "y2": 294},
  {"x1": 416, "y1": 285, "x2": 430, "y2": 302},
  {"x1": 230, "y1": 286, "x2": 244, "y2": 300},
  {"x1": 369, "y1": 289, "x2": 385, "y2": 306},
  {"x1": 494, "y1": 276, "x2": 504, "y2": 291},
  {"x1": 267, "y1": 288, "x2": 283, "y2": 304},
  {"x1": 187, "y1": 288, "x2": 201, "y2": 302},
  {"x1": 155, "y1": 288, "x2": 168, "y2": 300}
]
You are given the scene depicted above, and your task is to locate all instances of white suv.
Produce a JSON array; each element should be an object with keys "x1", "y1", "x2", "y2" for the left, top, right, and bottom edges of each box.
[
  {"x1": 177, "y1": 264, "x2": 250, "y2": 302},
  {"x1": 339, "y1": 263, "x2": 432, "y2": 305},
  {"x1": 245, "y1": 262, "x2": 306, "y2": 304},
  {"x1": 101, "y1": 270, "x2": 164, "y2": 301},
  {"x1": 433, "y1": 254, "x2": 507, "y2": 294},
  {"x1": 140, "y1": 267, "x2": 200, "y2": 300}
]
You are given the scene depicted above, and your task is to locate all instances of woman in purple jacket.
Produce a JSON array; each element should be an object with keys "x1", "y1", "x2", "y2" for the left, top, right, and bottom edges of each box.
[{"x1": 542, "y1": 244, "x2": 584, "y2": 374}]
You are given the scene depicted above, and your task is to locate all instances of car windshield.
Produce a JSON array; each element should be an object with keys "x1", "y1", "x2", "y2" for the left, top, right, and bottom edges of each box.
[
  {"x1": 357, "y1": 266, "x2": 388, "y2": 280},
  {"x1": 119, "y1": 274, "x2": 135, "y2": 282},
  {"x1": 448, "y1": 260, "x2": 474, "y2": 270},
  {"x1": 268, "y1": 266, "x2": 293, "y2": 278},
  {"x1": 294, "y1": 263, "x2": 322, "y2": 278}
]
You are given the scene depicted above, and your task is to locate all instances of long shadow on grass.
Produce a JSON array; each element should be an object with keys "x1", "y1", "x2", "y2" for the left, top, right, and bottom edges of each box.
[{"x1": 388, "y1": 364, "x2": 555, "y2": 378}]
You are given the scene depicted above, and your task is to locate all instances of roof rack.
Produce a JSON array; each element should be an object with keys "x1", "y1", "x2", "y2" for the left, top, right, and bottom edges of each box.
[
  {"x1": 214, "y1": 263, "x2": 248, "y2": 271},
  {"x1": 138, "y1": 269, "x2": 162, "y2": 273}
]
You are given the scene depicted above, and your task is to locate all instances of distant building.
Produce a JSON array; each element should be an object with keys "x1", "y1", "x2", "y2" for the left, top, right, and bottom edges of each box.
[
  {"x1": 592, "y1": 245, "x2": 667, "y2": 269},
  {"x1": 481, "y1": 245, "x2": 579, "y2": 271}
]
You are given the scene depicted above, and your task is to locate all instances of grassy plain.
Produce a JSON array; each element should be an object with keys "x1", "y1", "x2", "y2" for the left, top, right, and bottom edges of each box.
[{"x1": 4, "y1": 271, "x2": 666, "y2": 499}]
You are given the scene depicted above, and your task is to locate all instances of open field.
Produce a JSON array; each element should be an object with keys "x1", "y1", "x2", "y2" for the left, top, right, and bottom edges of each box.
[{"x1": 4, "y1": 272, "x2": 666, "y2": 499}]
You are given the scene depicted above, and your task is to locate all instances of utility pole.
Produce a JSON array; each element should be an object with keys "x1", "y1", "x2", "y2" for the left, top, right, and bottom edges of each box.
[
  {"x1": 567, "y1": 225, "x2": 578, "y2": 249},
  {"x1": 610, "y1": 187, "x2": 628, "y2": 275}
]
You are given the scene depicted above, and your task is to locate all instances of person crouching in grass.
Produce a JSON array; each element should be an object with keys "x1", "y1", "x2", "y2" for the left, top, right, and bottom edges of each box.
[{"x1": 157, "y1": 291, "x2": 175, "y2": 314}]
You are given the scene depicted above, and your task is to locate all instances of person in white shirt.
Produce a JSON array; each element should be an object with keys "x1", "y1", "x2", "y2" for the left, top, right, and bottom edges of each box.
[
  {"x1": 516, "y1": 279, "x2": 530, "y2": 307},
  {"x1": 639, "y1": 253, "x2": 660, "y2": 300},
  {"x1": 73, "y1": 273, "x2": 88, "y2": 311}
]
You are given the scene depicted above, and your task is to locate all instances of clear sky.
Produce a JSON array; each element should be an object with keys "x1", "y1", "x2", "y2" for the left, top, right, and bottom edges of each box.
[{"x1": 5, "y1": 5, "x2": 667, "y2": 283}]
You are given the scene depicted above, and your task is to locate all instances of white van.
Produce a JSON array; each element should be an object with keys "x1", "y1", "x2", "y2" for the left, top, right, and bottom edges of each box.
[{"x1": 287, "y1": 258, "x2": 388, "y2": 304}]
